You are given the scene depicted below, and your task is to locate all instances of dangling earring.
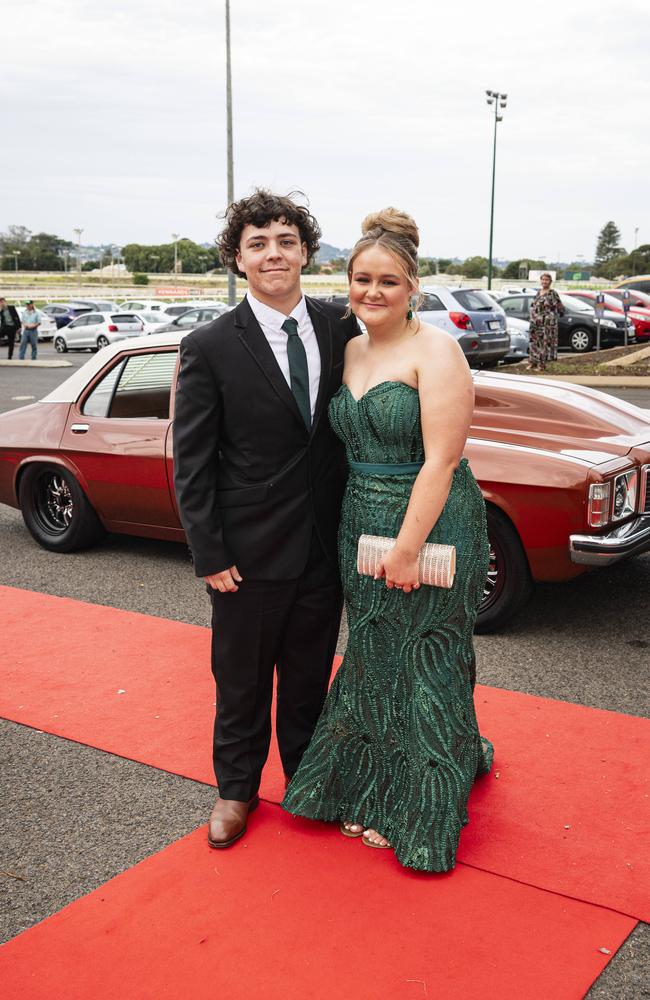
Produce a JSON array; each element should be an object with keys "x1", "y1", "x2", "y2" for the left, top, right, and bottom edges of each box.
[{"x1": 406, "y1": 294, "x2": 416, "y2": 322}]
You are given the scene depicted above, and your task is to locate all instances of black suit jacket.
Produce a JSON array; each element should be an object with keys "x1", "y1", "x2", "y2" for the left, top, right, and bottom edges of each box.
[
  {"x1": 172, "y1": 295, "x2": 359, "y2": 579},
  {"x1": 0, "y1": 305, "x2": 21, "y2": 333}
]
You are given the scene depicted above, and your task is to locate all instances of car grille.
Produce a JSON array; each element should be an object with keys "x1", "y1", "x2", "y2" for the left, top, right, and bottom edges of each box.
[{"x1": 642, "y1": 465, "x2": 650, "y2": 514}]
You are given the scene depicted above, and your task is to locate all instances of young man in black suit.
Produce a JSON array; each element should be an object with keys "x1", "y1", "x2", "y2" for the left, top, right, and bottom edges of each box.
[{"x1": 173, "y1": 190, "x2": 358, "y2": 848}]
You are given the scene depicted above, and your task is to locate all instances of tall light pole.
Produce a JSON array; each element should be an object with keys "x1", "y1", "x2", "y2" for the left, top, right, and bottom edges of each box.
[
  {"x1": 225, "y1": 0, "x2": 236, "y2": 306},
  {"x1": 485, "y1": 90, "x2": 507, "y2": 290},
  {"x1": 73, "y1": 227, "x2": 84, "y2": 290},
  {"x1": 13, "y1": 251, "x2": 20, "y2": 272},
  {"x1": 172, "y1": 233, "x2": 180, "y2": 275}
]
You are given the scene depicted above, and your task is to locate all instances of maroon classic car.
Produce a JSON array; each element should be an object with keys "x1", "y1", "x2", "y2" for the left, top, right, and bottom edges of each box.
[{"x1": 0, "y1": 332, "x2": 649, "y2": 632}]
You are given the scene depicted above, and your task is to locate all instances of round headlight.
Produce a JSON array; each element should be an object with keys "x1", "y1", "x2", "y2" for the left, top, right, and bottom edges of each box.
[{"x1": 614, "y1": 479, "x2": 628, "y2": 516}]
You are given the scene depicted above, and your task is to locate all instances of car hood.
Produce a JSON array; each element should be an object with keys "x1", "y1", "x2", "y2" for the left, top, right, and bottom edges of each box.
[{"x1": 471, "y1": 371, "x2": 650, "y2": 465}]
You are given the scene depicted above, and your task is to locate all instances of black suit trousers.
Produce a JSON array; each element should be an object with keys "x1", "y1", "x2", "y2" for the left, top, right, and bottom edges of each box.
[
  {"x1": 5, "y1": 328, "x2": 17, "y2": 360},
  {"x1": 208, "y1": 531, "x2": 343, "y2": 801}
]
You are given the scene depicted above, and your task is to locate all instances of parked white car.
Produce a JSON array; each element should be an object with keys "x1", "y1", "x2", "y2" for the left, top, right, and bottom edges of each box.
[
  {"x1": 119, "y1": 299, "x2": 170, "y2": 313},
  {"x1": 53, "y1": 312, "x2": 144, "y2": 352},
  {"x1": 35, "y1": 311, "x2": 58, "y2": 341}
]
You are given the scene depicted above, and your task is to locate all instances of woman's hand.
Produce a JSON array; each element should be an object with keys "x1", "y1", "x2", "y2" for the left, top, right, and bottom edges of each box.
[{"x1": 378, "y1": 547, "x2": 421, "y2": 593}]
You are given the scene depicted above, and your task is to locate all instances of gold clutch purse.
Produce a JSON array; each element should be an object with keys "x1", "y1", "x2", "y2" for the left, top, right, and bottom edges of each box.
[{"x1": 356, "y1": 534, "x2": 456, "y2": 589}]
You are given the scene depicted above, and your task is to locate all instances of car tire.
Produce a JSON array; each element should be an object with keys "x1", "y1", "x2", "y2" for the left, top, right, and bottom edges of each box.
[
  {"x1": 569, "y1": 327, "x2": 593, "y2": 353},
  {"x1": 18, "y1": 464, "x2": 106, "y2": 553},
  {"x1": 475, "y1": 505, "x2": 533, "y2": 634},
  {"x1": 96, "y1": 335, "x2": 109, "y2": 350},
  {"x1": 54, "y1": 336, "x2": 68, "y2": 353}
]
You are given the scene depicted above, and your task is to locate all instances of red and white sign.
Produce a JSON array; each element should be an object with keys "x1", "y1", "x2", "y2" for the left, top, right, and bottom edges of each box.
[{"x1": 155, "y1": 287, "x2": 194, "y2": 297}]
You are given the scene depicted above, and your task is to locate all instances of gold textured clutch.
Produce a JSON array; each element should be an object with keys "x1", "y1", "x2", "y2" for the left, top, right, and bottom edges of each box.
[{"x1": 357, "y1": 534, "x2": 456, "y2": 589}]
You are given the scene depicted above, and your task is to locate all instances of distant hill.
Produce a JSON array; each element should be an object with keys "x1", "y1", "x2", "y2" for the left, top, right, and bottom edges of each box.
[{"x1": 318, "y1": 242, "x2": 349, "y2": 262}]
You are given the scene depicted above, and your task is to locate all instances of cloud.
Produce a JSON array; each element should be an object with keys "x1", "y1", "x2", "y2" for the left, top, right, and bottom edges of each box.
[{"x1": 2, "y1": 0, "x2": 648, "y2": 258}]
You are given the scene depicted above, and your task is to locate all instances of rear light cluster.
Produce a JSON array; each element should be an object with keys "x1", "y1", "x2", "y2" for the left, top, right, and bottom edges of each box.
[
  {"x1": 449, "y1": 312, "x2": 473, "y2": 330},
  {"x1": 107, "y1": 324, "x2": 118, "y2": 332}
]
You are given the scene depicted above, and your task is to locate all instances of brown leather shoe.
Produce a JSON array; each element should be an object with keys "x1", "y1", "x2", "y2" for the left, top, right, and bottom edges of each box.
[{"x1": 207, "y1": 793, "x2": 260, "y2": 849}]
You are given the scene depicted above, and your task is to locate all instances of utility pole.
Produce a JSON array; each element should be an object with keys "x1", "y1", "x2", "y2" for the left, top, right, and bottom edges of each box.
[
  {"x1": 485, "y1": 91, "x2": 508, "y2": 290},
  {"x1": 226, "y1": 0, "x2": 236, "y2": 306},
  {"x1": 172, "y1": 233, "x2": 180, "y2": 275},
  {"x1": 73, "y1": 227, "x2": 84, "y2": 290}
]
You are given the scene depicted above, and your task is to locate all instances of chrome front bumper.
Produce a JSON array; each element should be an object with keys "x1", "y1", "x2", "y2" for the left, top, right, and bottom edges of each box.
[{"x1": 570, "y1": 516, "x2": 650, "y2": 566}]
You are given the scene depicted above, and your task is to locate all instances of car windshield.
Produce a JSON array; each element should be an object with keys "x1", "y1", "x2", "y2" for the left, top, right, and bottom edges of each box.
[
  {"x1": 142, "y1": 313, "x2": 165, "y2": 322},
  {"x1": 451, "y1": 290, "x2": 496, "y2": 311}
]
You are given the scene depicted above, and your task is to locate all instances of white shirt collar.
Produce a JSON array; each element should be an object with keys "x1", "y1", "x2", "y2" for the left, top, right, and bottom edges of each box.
[{"x1": 246, "y1": 290, "x2": 308, "y2": 331}]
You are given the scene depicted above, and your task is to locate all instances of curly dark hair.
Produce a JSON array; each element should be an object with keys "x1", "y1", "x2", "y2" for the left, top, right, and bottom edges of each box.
[{"x1": 216, "y1": 188, "x2": 322, "y2": 277}]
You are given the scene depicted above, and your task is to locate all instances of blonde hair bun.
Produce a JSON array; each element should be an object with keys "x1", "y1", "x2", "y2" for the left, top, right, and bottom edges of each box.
[{"x1": 360, "y1": 207, "x2": 419, "y2": 250}]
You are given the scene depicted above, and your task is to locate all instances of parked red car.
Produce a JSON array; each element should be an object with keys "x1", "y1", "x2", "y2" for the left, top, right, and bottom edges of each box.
[
  {"x1": 565, "y1": 290, "x2": 650, "y2": 340},
  {"x1": 1, "y1": 333, "x2": 649, "y2": 632}
]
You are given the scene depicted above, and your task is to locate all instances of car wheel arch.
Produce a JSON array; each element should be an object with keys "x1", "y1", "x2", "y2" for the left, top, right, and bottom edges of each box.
[
  {"x1": 476, "y1": 500, "x2": 534, "y2": 633},
  {"x1": 15, "y1": 456, "x2": 101, "y2": 521}
]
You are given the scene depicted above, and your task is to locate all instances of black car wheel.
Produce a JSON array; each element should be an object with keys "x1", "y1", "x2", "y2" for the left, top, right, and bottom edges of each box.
[
  {"x1": 54, "y1": 336, "x2": 68, "y2": 353},
  {"x1": 96, "y1": 335, "x2": 109, "y2": 350},
  {"x1": 569, "y1": 327, "x2": 593, "y2": 353},
  {"x1": 475, "y1": 505, "x2": 533, "y2": 633},
  {"x1": 18, "y1": 464, "x2": 106, "y2": 553}
]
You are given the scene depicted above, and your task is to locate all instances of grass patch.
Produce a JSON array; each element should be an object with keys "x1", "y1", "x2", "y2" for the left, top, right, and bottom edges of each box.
[{"x1": 506, "y1": 344, "x2": 650, "y2": 377}]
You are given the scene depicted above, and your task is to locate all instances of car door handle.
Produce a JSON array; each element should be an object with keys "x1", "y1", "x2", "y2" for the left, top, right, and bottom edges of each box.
[{"x1": 71, "y1": 423, "x2": 89, "y2": 434}]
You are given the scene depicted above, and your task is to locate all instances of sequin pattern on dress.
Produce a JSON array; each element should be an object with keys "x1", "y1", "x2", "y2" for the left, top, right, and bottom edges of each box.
[{"x1": 282, "y1": 381, "x2": 493, "y2": 872}]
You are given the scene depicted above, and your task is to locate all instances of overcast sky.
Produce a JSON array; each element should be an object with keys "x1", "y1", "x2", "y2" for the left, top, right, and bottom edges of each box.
[{"x1": 3, "y1": 0, "x2": 648, "y2": 261}]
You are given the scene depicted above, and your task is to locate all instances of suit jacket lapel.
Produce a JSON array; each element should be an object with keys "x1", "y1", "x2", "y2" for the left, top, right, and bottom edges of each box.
[
  {"x1": 306, "y1": 296, "x2": 332, "y2": 437},
  {"x1": 235, "y1": 298, "x2": 305, "y2": 427}
]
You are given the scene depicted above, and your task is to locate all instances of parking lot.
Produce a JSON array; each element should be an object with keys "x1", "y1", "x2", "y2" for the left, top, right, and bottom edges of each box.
[{"x1": 1, "y1": 352, "x2": 648, "y2": 996}]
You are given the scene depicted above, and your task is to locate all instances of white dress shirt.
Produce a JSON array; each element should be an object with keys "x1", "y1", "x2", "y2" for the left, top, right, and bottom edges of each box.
[{"x1": 246, "y1": 291, "x2": 321, "y2": 419}]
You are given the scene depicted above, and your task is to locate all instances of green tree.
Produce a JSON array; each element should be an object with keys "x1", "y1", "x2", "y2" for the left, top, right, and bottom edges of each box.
[
  {"x1": 418, "y1": 258, "x2": 437, "y2": 277},
  {"x1": 122, "y1": 240, "x2": 221, "y2": 274},
  {"x1": 594, "y1": 221, "x2": 625, "y2": 276},
  {"x1": 461, "y1": 256, "x2": 491, "y2": 279},
  {"x1": 436, "y1": 258, "x2": 452, "y2": 273},
  {"x1": 502, "y1": 258, "x2": 547, "y2": 279}
]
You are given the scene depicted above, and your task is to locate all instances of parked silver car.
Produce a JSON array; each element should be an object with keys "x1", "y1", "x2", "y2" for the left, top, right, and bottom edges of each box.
[
  {"x1": 53, "y1": 312, "x2": 144, "y2": 352},
  {"x1": 154, "y1": 304, "x2": 231, "y2": 334},
  {"x1": 418, "y1": 285, "x2": 510, "y2": 365}
]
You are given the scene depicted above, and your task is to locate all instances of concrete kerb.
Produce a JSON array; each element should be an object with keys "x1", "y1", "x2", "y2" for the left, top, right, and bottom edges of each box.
[
  {"x1": 518, "y1": 374, "x2": 650, "y2": 387},
  {"x1": 0, "y1": 360, "x2": 73, "y2": 368}
]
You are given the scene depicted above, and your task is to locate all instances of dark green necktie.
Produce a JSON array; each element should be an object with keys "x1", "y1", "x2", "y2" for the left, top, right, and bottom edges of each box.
[{"x1": 281, "y1": 317, "x2": 311, "y2": 430}]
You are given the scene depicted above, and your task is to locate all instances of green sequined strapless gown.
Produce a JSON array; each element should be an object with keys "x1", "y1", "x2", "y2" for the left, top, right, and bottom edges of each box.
[{"x1": 282, "y1": 381, "x2": 492, "y2": 872}]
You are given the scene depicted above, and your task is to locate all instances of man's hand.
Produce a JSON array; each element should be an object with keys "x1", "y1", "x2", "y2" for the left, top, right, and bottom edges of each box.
[{"x1": 205, "y1": 565, "x2": 243, "y2": 593}]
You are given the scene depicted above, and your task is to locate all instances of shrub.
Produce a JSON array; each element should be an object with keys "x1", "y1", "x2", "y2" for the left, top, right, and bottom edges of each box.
[{"x1": 133, "y1": 272, "x2": 149, "y2": 285}]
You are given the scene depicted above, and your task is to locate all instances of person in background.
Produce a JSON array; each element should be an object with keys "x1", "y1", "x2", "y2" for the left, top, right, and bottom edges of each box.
[
  {"x1": 0, "y1": 297, "x2": 22, "y2": 359},
  {"x1": 18, "y1": 301, "x2": 41, "y2": 361},
  {"x1": 527, "y1": 273, "x2": 564, "y2": 372}
]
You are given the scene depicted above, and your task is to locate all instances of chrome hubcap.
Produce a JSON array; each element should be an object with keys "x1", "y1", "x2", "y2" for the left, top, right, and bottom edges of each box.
[
  {"x1": 480, "y1": 542, "x2": 500, "y2": 611},
  {"x1": 39, "y1": 473, "x2": 74, "y2": 531}
]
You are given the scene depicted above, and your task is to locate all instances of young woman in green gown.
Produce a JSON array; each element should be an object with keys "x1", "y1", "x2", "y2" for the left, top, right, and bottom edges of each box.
[{"x1": 282, "y1": 208, "x2": 492, "y2": 872}]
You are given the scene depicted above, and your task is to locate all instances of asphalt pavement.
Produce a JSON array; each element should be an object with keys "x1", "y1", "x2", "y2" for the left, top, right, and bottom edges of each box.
[{"x1": 1, "y1": 349, "x2": 649, "y2": 997}]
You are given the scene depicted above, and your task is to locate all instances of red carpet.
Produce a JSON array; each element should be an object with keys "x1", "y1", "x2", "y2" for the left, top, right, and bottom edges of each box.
[
  {"x1": 0, "y1": 803, "x2": 636, "y2": 1000},
  {"x1": 1, "y1": 586, "x2": 648, "y2": 920}
]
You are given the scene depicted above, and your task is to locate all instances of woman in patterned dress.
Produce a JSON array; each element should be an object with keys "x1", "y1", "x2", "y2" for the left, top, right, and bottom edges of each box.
[{"x1": 527, "y1": 273, "x2": 564, "y2": 371}]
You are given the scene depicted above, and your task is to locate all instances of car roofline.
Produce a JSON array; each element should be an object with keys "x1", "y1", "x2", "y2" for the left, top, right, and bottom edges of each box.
[{"x1": 41, "y1": 332, "x2": 185, "y2": 404}]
